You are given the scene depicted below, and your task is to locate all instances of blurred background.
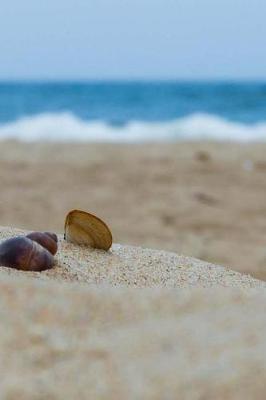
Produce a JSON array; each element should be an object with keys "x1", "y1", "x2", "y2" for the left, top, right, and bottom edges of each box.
[{"x1": 1, "y1": 0, "x2": 266, "y2": 279}]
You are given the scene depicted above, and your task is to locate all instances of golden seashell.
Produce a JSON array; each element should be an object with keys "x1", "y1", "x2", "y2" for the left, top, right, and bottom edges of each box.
[{"x1": 64, "y1": 209, "x2": 112, "y2": 251}]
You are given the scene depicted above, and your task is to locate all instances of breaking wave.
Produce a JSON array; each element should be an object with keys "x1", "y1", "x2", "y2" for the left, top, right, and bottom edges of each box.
[{"x1": 1, "y1": 112, "x2": 266, "y2": 142}]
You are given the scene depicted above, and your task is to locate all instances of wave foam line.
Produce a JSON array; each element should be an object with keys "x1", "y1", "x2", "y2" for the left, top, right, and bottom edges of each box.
[{"x1": 1, "y1": 112, "x2": 266, "y2": 142}]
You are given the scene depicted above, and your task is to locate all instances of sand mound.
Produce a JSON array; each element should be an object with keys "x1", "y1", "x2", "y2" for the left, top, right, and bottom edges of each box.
[
  {"x1": 0, "y1": 227, "x2": 264, "y2": 289},
  {"x1": 0, "y1": 227, "x2": 266, "y2": 399}
]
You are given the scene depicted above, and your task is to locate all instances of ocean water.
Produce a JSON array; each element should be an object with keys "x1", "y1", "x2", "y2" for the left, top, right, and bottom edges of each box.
[{"x1": 0, "y1": 81, "x2": 266, "y2": 141}]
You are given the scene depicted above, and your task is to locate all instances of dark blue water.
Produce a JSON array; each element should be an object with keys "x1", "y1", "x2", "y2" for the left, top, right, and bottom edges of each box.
[{"x1": 1, "y1": 81, "x2": 266, "y2": 125}]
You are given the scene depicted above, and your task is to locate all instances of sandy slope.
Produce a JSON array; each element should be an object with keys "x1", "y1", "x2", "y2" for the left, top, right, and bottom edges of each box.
[
  {"x1": 0, "y1": 226, "x2": 263, "y2": 289},
  {"x1": 0, "y1": 227, "x2": 266, "y2": 399},
  {"x1": 1, "y1": 141, "x2": 266, "y2": 280}
]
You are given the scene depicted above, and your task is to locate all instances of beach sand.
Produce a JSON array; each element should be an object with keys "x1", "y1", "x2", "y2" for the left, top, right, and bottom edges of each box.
[
  {"x1": 0, "y1": 226, "x2": 266, "y2": 399},
  {"x1": 1, "y1": 140, "x2": 266, "y2": 279}
]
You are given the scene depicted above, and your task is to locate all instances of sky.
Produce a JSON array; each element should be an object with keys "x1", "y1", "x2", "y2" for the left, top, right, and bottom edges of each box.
[{"x1": 0, "y1": 0, "x2": 266, "y2": 80}]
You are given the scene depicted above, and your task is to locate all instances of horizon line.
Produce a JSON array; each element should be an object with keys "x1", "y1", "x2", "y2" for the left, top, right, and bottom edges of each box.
[{"x1": 1, "y1": 77, "x2": 266, "y2": 84}]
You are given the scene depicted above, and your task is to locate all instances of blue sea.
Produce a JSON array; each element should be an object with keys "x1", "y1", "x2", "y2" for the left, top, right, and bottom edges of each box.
[{"x1": 0, "y1": 81, "x2": 266, "y2": 141}]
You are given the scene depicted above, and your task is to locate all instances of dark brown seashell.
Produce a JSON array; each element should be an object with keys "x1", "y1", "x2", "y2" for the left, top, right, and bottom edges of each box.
[
  {"x1": 0, "y1": 236, "x2": 54, "y2": 271},
  {"x1": 44, "y1": 232, "x2": 58, "y2": 243},
  {"x1": 26, "y1": 232, "x2": 58, "y2": 255}
]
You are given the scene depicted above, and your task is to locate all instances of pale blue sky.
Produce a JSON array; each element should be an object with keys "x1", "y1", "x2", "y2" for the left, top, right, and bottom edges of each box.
[{"x1": 0, "y1": 0, "x2": 266, "y2": 80}]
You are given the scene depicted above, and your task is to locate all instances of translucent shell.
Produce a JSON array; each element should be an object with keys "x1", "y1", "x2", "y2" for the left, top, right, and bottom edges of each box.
[{"x1": 64, "y1": 210, "x2": 112, "y2": 251}]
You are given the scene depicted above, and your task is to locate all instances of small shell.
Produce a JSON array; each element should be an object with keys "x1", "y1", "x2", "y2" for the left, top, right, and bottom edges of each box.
[
  {"x1": 44, "y1": 232, "x2": 58, "y2": 243},
  {"x1": 64, "y1": 209, "x2": 112, "y2": 251},
  {"x1": 26, "y1": 232, "x2": 58, "y2": 255},
  {"x1": 0, "y1": 236, "x2": 54, "y2": 271}
]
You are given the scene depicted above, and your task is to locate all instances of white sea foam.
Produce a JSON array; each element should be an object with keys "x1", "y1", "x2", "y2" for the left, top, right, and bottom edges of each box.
[{"x1": 1, "y1": 112, "x2": 266, "y2": 142}]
